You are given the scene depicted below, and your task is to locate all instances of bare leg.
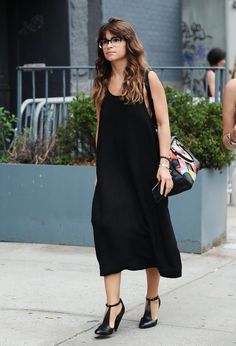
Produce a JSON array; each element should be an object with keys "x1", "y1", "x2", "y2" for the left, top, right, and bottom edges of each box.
[
  {"x1": 102, "y1": 272, "x2": 122, "y2": 328},
  {"x1": 145, "y1": 268, "x2": 160, "y2": 319}
]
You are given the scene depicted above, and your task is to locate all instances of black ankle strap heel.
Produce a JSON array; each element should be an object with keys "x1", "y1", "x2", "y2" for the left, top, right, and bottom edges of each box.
[
  {"x1": 105, "y1": 300, "x2": 121, "y2": 308},
  {"x1": 139, "y1": 295, "x2": 161, "y2": 329},
  {"x1": 146, "y1": 295, "x2": 161, "y2": 305},
  {"x1": 95, "y1": 298, "x2": 125, "y2": 336}
]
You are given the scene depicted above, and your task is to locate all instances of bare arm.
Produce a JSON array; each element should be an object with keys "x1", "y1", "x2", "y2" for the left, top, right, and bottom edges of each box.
[
  {"x1": 94, "y1": 105, "x2": 100, "y2": 185},
  {"x1": 222, "y1": 79, "x2": 236, "y2": 150},
  {"x1": 148, "y1": 71, "x2": 173, "y2": 196},
  {"x1": 95, "y1": 105, "x2": 100, "y2": 148},
  {"x1": 207, "y1": 70, "x2": 215, "y2": 97}
]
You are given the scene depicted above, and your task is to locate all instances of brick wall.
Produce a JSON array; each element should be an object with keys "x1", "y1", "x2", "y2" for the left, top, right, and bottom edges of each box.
[
  {"x1": 68, "y1": 0, "x2": 182, "y2": 83},
  {"x1": 102, "y1": 0, "x2": 182, "y2": 67}
]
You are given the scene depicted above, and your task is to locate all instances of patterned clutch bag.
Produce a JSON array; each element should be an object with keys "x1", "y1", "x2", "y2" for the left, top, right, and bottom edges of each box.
[{"x1": 168, "y1": 136, "x2": 200, "y2": 196}]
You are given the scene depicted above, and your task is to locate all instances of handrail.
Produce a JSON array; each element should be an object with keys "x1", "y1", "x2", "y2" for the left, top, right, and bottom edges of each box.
[{"x1": 17, "y1": 65, "x2": 224, "y2": 71}]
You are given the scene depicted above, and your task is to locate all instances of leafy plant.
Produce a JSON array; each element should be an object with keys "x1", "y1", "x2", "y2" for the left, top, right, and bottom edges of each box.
[
  {"x1": 0, "y1": 107, "x2": 16, "y2": 160},
  {"x1": 56, "y1": 93, "x2": 96, "y2": 164},
  {"x1": 165, "y1": 86, "x2": 235, "y2": 169}
]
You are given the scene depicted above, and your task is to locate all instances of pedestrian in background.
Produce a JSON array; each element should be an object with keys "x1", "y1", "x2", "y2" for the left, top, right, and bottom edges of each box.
[
  {"x1": 222, "y1": 78, "x2": 236, "y2": 150},
  {"x1": 205, "y1": 47, "x2": 226, "y2": 97},
  {"x1": 91, "y1": 17, "x2": 182, "y2": 337}
]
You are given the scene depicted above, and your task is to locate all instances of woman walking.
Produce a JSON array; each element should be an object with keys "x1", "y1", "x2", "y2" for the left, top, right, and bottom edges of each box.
[{"x1": 91, "y1": 17, "x2": 182, "y2": 336}]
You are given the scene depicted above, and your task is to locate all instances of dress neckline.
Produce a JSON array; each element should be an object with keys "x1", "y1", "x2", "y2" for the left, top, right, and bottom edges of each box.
[{"x1": 107, "y1": 89, "x2": 121, "y2": 97}]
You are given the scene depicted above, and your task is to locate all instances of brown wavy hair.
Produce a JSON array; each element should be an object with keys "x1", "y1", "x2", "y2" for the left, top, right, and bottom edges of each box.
[{"x1": 92, "y1": 17, "x2": 149, "y2": 107}]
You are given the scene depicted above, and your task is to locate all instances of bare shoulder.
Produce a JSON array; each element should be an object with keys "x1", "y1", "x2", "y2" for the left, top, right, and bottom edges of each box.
[
  {"x1": 207, "y1": 69, "x2": 215, "y2": 80},
  {"x1": 148, "y1": 70, "x2": 163, "y2": 90},
  {"x1": 225, "y1": 78, "x2": 236, "y2": 94},
  {"x1": 148, "y1": 70, "x2": 161, "y2": 83},
  {"x1": 207, "y1": 69, "x2": 215, "y2": 76}
]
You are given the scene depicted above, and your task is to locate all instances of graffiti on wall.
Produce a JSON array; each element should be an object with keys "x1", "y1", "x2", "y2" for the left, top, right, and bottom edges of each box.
[
  {"x1": 182, "y1": 21, "x2": 213, "y2": 96},
  {"x1": 18, "y1": 15, "x2": 44, "y2": 36}
]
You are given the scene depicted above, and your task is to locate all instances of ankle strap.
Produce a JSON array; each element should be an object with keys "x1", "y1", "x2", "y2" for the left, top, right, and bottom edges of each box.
[
  {"x1": 106, "y1": 298, "x2": 121, "y2": 308},
  {"x1": 146, "y1": 295, "x2": 160, "y2": 302}
]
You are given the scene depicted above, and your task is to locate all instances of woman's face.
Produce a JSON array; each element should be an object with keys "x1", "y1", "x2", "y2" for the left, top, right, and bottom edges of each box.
[{"x1": 100, "y1": 30, "x2": 127, "y2": 63}]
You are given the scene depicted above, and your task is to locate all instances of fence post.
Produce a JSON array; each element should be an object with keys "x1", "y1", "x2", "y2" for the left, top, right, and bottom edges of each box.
[
  {"x1": 214, "y1": 69, "x2": 219, "y2": 103},
  {"x1": 16, "y1": 68, "x2": 22, "y2": 134},
  {"x1": 220, "y1": 68, "x2": 225, "y2": 103}
]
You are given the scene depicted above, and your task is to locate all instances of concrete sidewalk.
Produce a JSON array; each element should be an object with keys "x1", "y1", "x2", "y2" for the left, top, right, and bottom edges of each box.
[{"x1": 0, "y1": 207, "x2": 235, "y2": 346}]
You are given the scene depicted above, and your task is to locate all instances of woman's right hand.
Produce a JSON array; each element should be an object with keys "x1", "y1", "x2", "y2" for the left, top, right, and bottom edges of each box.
[{"x1": 156, "y1": 165, "x2": 173, "y2": 197}]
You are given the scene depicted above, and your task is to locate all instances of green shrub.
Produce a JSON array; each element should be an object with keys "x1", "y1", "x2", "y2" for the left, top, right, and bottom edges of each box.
[
  {"x1": 0, "y1": 107, "x2": 16, "y2": 161},
  {"x1": 56, "y1": 93, "x2": 96, "y2": 164},
  {"x1": 165, "y1": 86, "x2": 235, "y2": 169}
]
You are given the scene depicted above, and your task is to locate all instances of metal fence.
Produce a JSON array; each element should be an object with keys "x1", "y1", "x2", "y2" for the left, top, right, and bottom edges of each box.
[
  {"x1": 16, "y1": 65, "x2": 225, "y2": 140},
  {"x1": 20, "y1": 96, "x2": 74, "y2": 141},
  {"x1": 17, "y1": 66, "x2": 96, "y2": 138}
]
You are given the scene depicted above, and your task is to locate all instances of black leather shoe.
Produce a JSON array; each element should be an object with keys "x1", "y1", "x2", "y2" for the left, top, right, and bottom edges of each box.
[
  {"x1": 95, "y1": 298, "x2": 125, "y2": 336},
  {"x1": 139, "y1": 295, "x2": 161, "y2": 329}
]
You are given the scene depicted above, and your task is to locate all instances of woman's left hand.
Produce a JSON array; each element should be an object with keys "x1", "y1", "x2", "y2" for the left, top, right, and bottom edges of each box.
[
  {"x1": 230, "y1": 124, "x2": 236, "y2": 142},
  {"x1": 156, "y1": 166, "x2": 173, "y2": 197}
]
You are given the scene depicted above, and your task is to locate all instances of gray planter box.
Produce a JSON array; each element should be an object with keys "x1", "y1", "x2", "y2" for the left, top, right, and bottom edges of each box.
[
  {"x1": 169, "y1": 168, "x2": 227, "y2": 253},
  {"x1": 0, "y1": 164, "x2": 227, "y2": 253},
  {"x1": 0, "y1": 164, "x2": 96, "y2": 246}
]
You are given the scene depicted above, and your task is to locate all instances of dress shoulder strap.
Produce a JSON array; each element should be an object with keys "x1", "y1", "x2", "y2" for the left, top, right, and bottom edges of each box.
[{"x1": 144, "y1": 70, "x2": 157, "y2": 128}]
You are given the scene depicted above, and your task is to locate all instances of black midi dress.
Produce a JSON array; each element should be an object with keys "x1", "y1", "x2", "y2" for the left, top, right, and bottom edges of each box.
[{"x1": 91, "y1": 90, "x2": 182, "y2": 278}]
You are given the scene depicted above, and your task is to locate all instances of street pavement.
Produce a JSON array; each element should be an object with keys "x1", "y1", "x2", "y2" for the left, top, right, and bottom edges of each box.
[{"x1": 0, "y1": 207, "x2": 235, "y2": 346}]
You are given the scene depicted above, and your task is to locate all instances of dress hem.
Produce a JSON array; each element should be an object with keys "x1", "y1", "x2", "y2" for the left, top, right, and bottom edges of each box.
[{"x1": 99, "y1": 265, "x2": 182, "y2": 279}]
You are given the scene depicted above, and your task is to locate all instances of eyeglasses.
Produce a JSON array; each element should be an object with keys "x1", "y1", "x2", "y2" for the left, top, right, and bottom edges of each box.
[{"x1": 98, "y1": 36, "x2": 122, "y2": 49}]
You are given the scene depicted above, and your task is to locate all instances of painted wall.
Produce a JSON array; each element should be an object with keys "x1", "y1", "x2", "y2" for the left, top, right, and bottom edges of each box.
[
  {"x1": 0, "y1": 164, "x2": 96, "y2": 246},
  {"x1": 182, "y1": 0, "x2": 226, "y2": 95},
  {"x1": 226, "y1": 0, "x2": 236, "y2": 77},
  {"x1": 182, "y1": 0, "x2": 226, "y2": 66},
  {"x1": 0, "y1": 0, "x2": 9, "y2": 110},
  {"x1": 3, "y1": 0, "x2": 71, "y2": 113},
  {"x1": 0, "y1": 165, "x2": 227, "y2": 254},
  {"x1": 169, "y1": 169, "x2": 227, "y2": 253}
]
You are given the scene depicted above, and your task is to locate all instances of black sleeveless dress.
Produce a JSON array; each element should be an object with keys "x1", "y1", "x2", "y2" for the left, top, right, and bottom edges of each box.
[{"x1": 91, "y1": 90, "x2": 182, "y2": 278}]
